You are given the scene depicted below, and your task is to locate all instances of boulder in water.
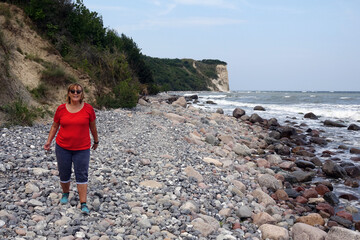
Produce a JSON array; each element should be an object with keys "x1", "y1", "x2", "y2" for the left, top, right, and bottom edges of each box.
[
  {"x1": 348, "y1": 124, "x2": 360, "y2": 131},
  {"x1": 324, "y1": 120, "x2": 347, "y2": 127},
  {"x1": 322, "y1": 160, "x2": 347, "y2": 179},
  {"x1": 254, "y1": 105, "x2": 266, "y2": 111},
  {"x1": 233, "y1": 108, "x2": 245, "y2": 118},
  {"x1": 304, "y1": 112, "x2": 318, "y2": 119}
]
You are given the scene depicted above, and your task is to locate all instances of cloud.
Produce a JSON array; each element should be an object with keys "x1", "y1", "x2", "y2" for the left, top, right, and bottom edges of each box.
[{"x1": 174, "y1": 0, "x2": 236, "y2": 9}]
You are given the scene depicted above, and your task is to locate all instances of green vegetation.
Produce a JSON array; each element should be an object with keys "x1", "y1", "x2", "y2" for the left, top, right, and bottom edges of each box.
[
  {"x1": 143, "y1": 56, "x2": 226, "y2": 91},
  {"x1": 29, "y1": 83, "x2": 48, "y2": 102},
  {"x1": 0, "y1": 98, "x2": 45, "y2": 126}
]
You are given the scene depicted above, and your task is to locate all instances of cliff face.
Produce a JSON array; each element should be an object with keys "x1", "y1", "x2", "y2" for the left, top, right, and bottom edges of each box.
[
  {"x1": 208, "y1": 64, "x2": 229, "y2": 92},
  {"x1": 0, "y1": 3, "x2": 94, "y2": 109}
]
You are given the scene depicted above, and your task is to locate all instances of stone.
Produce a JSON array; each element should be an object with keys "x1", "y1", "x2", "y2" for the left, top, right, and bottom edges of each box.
[
  {"x1": 302, "y1": 188, "x2": 318, "y2": 199},
  {"x1": 324, "y1": 120, "x2": 347, "y2": 127},
  {"x1": 295, "y1": 160, "x2": 316, "y2": 169},
  {"x1": 291, "y1": 223, "x2": 327, "y2": 240},
  {"x1": 252, "y1": 188, "x2": 276, "y2": 207},
  {"x1": 266, "y1": 154, "x2": 283, "y2": 165},
  {"x1": 249, "y1": 113, "x2": 263, "y2": 123},
  {"x1": 233, "y1": 144, "x2": 251, "y2": 156},
  {"x1": 139, "y1": 180, "x2": 163, "y2": 188},
  {"x1": 172, "y1": 96, "x2": 187, "y2": 107},
  {"x1": 184, "y1": 166, "x2": 203, "y2": 182},
  {"x1": 216, "y1": 108, "x2": 224, "y2": 114},
  {"x1": 348, "y1": 124, "x2": 360, "y2": 131},
  {"x1": 350, "y1": 148, "x2": 360, "y2": 154},
  {"x1": 304, "y1": 112, "x2": 318, "y2": 119},
  {"x1": 252, "y1": 212, "x2": 276, "y2": 226},
  {"x1": 275, "y1": 189, "x2": 289, "y2": 201},
  {"x1": 336, "y1": 211, "x2": 353, "y2": 221},
  {"x1": 316, "y1": 203, "x2": 335, "y2": 216},
  {"x1": 288, "y1": 170, "x2": 316, "y2": 183},
  {"x1": 315, "y1": 184, "x2": 330, "y2": 195},
  {"x1": 323, "y1": 192, "x2": 339, "y2": 205},
  {"x1": 258, "y1": 174, "x2": 283, "y2": 191},
  {"x1": 236, "y1": 205, "x2": 252, "y2": 219},
  {"x1": 191, "y1": 214, "x2": 220, "y2": 237},
  {"x1": 329, "y1": 216, "x2": 353, "y2": 228},
  {"x1": 254, "y1": 105, "x2": 266, "y2": 111},
  {"x1": 233, "y1": 108, "x2": 245, "y2": 118},
  {"x1": 259, "y1": 224, "x2": 289, "y2": 240},
  {"x1": 203, "y1": 157, "x2": 223, "y2": 167},
  {"x1": 322, "y1": 160, "x2": 347, "y2": 179},
  {"x1": 295, "y1": 213, "x2": 325, "y2": 226},
  {"x1": 325, "y1": 226, "x2": 360, "y2": 240}
]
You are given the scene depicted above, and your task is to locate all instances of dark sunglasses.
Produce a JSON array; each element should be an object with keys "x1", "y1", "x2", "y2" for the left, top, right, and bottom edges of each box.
[{"x1": 70, "y1": 89, "x2": 82, "y2": 94}]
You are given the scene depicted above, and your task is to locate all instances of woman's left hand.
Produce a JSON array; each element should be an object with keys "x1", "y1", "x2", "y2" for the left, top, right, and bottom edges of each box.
[{"x1": 91, "y1": 143, "x2": 98, "y2": 150}]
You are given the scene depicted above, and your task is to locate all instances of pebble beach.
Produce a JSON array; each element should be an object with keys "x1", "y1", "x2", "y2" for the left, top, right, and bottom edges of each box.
[{"x1": 1, "y1": 93, "x2": 360, "y2": 240}]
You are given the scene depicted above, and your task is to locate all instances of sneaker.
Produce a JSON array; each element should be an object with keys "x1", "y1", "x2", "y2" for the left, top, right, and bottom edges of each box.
[
  {"x1": 60, "y1": 193, "x2": 69, "y2": 204},
  {"x1": 81, "y1": 203, "x2": 90, "y2": 215}
]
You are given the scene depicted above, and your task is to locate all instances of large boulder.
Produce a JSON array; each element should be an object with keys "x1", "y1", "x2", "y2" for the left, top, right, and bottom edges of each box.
[
  {"x1": 172, "y1": 96, "x2": 187, "y2": 107},
  {"x1": 249, "y1": 113, "x2": 263, "y2": 123},
  {"x1": 322, "y1": 160, "x2": 347, "y2": 179},
  {"x1": 348, "y1": 124, "x2": 360, "y2": 131},
  {"x1": 291, "y1": 223, "x2": 327, "y2": 240},
  {"x1": 326, "y1": 226, "x2": 360, "y2": 240},
  {"x1": 233, "y1": 108, "x2": 246, "y2": 118},
  {"x1": 324, "y1": 120, "x2": 347, "y2": 127},
  {"x1": 304, "y1": 112, "x2": 318, "y2": 119},
  {"x1": 254, "y1": 105, "x2": 266, "y2": 111},
  {"x1": 258, "y1": 174, "x2": 283, "y2": 191}
]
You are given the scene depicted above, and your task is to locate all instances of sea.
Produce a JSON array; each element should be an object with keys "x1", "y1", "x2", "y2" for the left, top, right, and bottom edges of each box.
[{"x1": 176, "y1": 90, "x2": 360, "y2": 219}]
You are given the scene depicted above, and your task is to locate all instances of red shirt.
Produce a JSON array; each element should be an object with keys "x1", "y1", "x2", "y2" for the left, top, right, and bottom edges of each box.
[{"x1": 54, "y1": 103, "x2": 96, "y2": 150}]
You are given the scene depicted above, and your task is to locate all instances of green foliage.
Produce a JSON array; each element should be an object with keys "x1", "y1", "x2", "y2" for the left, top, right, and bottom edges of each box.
[
  {"x1": 96, "y1": 80, "x2": 139, "y2": 109},
  {"x1": 0, "y1": 3, "x2": 12, "y2": 19},
  {"x1": 25, "y1": 53, "x2": 43, "y2": 63},
  {"x1": 41, "y1": 64, "x2": 76, "y2": 85},
  {"x1": 0, "y1": 98, "x2": 43, "y2": 126},
  {"x1": 30, "y1": 83, "x2": 48, "y2": 101},
  {"x1": 142, "y1": 56, "x2": 225, "y2": 91}
]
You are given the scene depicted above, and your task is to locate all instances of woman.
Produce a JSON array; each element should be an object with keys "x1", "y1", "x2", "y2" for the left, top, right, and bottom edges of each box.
[{"x1": 44, "y1": 83, "x2": 99, "y2": 214}]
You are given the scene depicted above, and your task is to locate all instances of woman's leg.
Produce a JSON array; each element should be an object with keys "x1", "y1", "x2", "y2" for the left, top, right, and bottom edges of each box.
[
  {"x1": 55, "y1": 143, "x2": 73, "y2": 193},
  {"x1": 73, "y1": 148, "x2": 90, "y2": 204}
]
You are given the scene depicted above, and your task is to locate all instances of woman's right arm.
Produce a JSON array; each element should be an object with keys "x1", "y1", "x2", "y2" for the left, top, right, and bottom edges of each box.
[{"x1": 44, "y1": 122, "x2": 60, "y2": 150}]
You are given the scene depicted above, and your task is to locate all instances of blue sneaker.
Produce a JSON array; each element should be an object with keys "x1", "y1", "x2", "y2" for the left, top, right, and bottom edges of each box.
[
  {"x1": 81, "y1": 203, "x2": 89, "y2": 215},
  {"x1": 60, "y1": 193, "x2": 69, "y2": 204}
]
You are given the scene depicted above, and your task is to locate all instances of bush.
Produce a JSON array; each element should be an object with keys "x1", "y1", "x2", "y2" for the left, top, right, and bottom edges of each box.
[
  {"x1": 96, "y1": 80, "x2": 139, "y2": 109},
  {"x1": 30, "y1": 83, "x2": 48, "y2": 102},
  {"x1": 0, "y1": 98, "x2": 40, "y2": 126},
  {"x1": 41, "y1": 64, "x2": 76, "y2": 85}
]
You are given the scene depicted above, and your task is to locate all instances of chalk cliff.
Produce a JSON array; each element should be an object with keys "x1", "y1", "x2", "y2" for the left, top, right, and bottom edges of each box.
[{"x1": 208, "y1": 64, "x2": 229, "y2": 92}]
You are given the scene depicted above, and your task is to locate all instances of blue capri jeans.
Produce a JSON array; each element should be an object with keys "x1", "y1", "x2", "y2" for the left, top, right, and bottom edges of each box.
[{"x1": 55, "y1": 143, "x2": 90, "y2": 184}]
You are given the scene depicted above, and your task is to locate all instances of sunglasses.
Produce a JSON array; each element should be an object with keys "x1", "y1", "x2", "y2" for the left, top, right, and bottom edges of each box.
[{"x1": 70, "y1": 89, "x2": 82, "y2": 94}]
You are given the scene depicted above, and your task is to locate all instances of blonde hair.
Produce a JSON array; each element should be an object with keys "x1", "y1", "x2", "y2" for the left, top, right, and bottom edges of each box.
[{"x1": 66, "y1": 83, "x2": 84, "y2": 104}]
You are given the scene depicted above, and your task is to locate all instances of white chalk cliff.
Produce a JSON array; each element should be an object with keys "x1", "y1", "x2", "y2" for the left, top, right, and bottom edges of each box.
[{"x1": 208, "y1": 64, "x2": 229, "y2": 92}]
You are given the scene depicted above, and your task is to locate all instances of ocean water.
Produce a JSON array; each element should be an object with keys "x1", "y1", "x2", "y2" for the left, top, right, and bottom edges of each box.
[{"x1": 177, "y1": 90, "x2": 360, "y2": 218}]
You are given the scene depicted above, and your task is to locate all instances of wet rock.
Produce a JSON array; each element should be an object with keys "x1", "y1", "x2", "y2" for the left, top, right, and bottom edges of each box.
[
  {"x1": 315, "y1": 184, "x2": 330, "y2": 195},
  {"x1": 216, "y1": 108, "x2": 224, "y2": 114},
  {"x1": 310, "y1": 137, "x2": 328, "y2": 146},
  {"x1": 339, "y1": 194, "x2": 358, "y2": 201},
  {"x1": 324, "y1": 120, "x2": 347, "y2": 127},
  {"x1": 278, "y1": 126, "x2": 297, "y2": 138},
  {"x1": 336, "y1": 210, "x2": 353, "y2": 221},
  {"x1": 304, "y1": 112, "x2": 318, "y2": 120},
  {"x1": 233, "y1": 108, "x2": 245, "y2": 118},
  {"x1": 249, "y1": 113, "x2": 263, "y2": 123},
  {"x1": 324, "y1": 192, "x2": 340, "y2": 205},
  {"x1": 254, "y1": 106, "x2": 266, "y2": 111},
  {"x1": 316, "y1": 203, "x2": 335, "y2": 216},
  {"x1": 348, "y1": 124, "x2": 360, "y2": 131},
  {"x1": 350, "y1": 148, "x2": 360, "y2": 154},
  {"x1": 295, "y1": 160, "x2": 316, "y2": 169},
  {"x1": 287, "y1": 170, "x2": 316, "y2": 183},
  {"x1": 322, "y1": 160, "x2": 347, "y2": 179},
  {"x1": 329, "y1": 216, "x2": 353, "y2": 228}
]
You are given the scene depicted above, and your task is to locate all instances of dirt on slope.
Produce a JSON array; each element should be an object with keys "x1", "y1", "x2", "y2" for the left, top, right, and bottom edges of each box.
[{"x1": 0, "y1": 3, "x2": 96, "y2": 123}]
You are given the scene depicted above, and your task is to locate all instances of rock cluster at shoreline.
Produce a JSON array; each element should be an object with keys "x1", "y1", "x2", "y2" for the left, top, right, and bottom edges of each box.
[{"x1": 0, "y1": 93, "x2": 360, "y2": 239}]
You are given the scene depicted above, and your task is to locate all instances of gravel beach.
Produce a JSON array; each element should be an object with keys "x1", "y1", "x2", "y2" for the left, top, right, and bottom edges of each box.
[{"x1": 1, "y1": 94, "x2": 360, "y2": 240}]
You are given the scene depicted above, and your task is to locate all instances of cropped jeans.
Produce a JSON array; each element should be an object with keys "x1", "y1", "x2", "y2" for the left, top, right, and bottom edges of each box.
[{"x1": 55, "y1": 143, "x2": 90, "y2": 184}]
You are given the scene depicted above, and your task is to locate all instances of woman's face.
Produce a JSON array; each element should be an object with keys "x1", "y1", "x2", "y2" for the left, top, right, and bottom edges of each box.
[{"x1": 68, "y1": 86, "x2": 83, "y2": 103}]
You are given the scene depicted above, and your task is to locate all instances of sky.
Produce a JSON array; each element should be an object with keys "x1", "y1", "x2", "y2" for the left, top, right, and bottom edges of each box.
[{"x1": 82, "y1": 0, "x2": 360, "y2": 91}]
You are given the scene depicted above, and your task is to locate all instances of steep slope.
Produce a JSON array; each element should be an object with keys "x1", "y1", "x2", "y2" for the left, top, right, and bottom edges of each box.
[{"x1": 0, "y1": 2, "x2": 95, "y2": 109}]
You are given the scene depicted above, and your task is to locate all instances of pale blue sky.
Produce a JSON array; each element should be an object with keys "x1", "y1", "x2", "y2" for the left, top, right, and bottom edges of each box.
[{"x1": 82, "y1": 0, "x2": 360, "y2": 91}]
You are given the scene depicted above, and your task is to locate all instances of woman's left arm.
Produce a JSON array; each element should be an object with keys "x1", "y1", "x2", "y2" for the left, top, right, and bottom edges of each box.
[{"x1": 90, "y1": 120, "x2": 99, "y2": 150}]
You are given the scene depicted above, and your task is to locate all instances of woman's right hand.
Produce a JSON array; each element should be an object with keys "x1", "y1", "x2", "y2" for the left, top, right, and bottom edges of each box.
[{"x1": 44, "y1": 142, "x2": 51, "y2": 151}]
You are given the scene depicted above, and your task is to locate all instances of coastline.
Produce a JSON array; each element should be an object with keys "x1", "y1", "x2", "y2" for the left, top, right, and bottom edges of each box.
[{"x1": 0, "y1": 93, "x2": 360, "y2": 239}]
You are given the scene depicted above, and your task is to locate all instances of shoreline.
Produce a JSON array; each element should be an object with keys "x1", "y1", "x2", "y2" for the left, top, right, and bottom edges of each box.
[{"x1": 0, "y1": 94, "x2": 360, "y2": 239}]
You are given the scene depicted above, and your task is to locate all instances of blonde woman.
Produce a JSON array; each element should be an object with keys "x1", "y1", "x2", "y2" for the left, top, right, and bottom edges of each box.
[{"x1": 44, "y1": 83, "x2": 98, "y2": 214}]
